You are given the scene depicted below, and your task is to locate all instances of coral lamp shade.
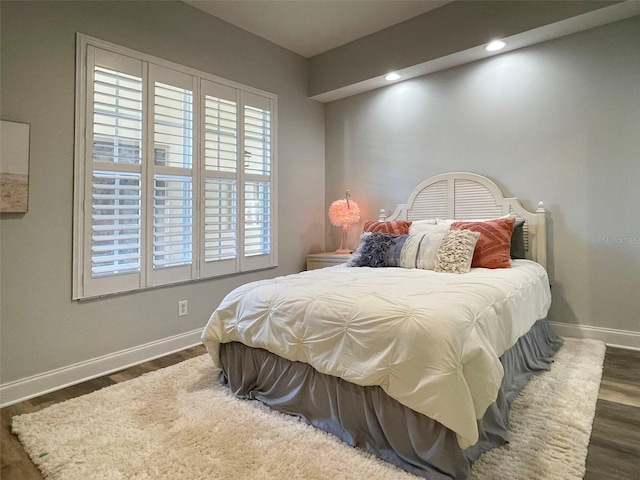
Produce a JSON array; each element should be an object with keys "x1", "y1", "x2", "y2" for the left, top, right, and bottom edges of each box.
[{"x1": 328, "y1": 190, "x2": 360, "y2": 226}]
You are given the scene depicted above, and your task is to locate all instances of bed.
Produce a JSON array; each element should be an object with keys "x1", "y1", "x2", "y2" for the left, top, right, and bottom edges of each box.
[{"x1": 201, "y1": 172, "x2": 562, "y2": 480}]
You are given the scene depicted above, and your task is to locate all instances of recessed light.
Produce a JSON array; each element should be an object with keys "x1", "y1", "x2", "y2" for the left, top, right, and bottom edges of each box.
[
  {"x1": 384, "y1": 72, "x2": 401, "y2": 81},
  {"x1": 485, "y1": 40, "x2": 507, "y2": 52}
]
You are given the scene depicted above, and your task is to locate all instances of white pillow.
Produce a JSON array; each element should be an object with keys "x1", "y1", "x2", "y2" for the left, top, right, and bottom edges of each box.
[
  {"x1": 436, "y1": 214, "x2": 513, "y2": 227},
  {"x1": 408, "y1": 222, "x2": 449, "y2": 235},
  {"x1": 410, "y1": 218, "x2": 437, "y2": 225}
]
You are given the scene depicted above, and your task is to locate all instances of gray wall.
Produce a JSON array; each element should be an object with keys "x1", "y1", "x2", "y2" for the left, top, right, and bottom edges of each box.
[
  {"x1": 1, "y1": 1, "x2": 638, "y2": 391},
  {"x1": 0, "y1": 1, "x2": 325, "y2": 384},
  {"x1": 325, "y1": 17, "x2": 640, "y2": 334}
]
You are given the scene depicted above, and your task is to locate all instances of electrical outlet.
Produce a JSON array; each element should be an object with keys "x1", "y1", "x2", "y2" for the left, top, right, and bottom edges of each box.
[{"x1": 178, "y1": 300, "x2": 188, "y2": 317}]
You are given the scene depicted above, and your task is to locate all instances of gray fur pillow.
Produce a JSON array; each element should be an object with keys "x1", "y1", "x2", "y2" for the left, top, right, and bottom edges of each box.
[{"x1": 346, "y1": 232, "x2": 395, "y2": 268}]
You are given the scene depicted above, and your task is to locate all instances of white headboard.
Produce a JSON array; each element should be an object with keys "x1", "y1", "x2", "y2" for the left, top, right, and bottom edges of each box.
[{"x1": 378, "y1": 172, "x2": 547, "y2": 268}]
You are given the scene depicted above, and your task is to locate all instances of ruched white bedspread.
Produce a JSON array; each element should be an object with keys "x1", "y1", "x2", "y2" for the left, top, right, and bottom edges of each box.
[{"x1": 202, "y1": 260, "x2": 551, "y2": 449}]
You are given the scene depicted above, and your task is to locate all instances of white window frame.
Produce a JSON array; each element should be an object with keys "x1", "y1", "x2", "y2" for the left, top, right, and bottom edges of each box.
[{"x1": 73, "y1": 34, "x2": 278, "y2": 299}]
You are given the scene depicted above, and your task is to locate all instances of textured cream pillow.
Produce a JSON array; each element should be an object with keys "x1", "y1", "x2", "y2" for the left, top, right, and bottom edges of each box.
[{"x1": 433, "y1": 230, "x2": 481, "y2": 274}]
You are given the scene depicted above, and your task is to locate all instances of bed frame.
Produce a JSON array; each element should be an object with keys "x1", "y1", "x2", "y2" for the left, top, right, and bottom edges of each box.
[{"x1": 377, "y1": 172, "x2": 547, "y2": 268}]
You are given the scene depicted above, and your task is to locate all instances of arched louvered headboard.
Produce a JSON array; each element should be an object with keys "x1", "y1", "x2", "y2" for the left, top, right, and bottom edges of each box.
[{"x1": 378, "y1": 172, "x2": 547, "y2": 268}]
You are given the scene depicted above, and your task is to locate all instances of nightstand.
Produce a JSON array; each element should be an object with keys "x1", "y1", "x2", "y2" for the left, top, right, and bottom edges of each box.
[{"x1": 306, "y1": 252, "x2": 351, "y2": 270}]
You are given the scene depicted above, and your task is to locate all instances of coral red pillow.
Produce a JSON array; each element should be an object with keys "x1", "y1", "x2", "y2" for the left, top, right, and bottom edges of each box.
[
  {"x1": 450, "y1": 217, "x2": 515, "y2": 269},
  {"x1": 363, "y1": 220, "x2": 412, "y2": 235}
]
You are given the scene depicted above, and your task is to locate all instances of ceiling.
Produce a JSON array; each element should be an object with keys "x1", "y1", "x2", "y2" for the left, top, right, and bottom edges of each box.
[
  {"x1": 182, "y1": 1, "x2": 640, "y2": 102},
  {"x1": 182, "y1": 0, "x2": 452, "y2": 58}
]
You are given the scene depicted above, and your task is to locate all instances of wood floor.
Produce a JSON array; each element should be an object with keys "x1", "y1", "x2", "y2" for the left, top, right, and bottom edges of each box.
[
  {"x1": 2, "y1": 344, "x2": 639, "y2": 479},
  {"x1": 584, "y1": 347, "x2": 640, "y2": 480}
]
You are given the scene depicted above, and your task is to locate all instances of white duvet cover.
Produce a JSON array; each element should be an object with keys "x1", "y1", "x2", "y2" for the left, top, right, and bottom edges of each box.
[{"x1": 201, "y1": 260, "x2": 551, "y2": 449}]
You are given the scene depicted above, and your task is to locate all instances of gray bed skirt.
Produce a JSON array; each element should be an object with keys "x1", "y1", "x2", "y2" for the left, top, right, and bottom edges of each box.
[{"x1": 218, "y1": 318, "x2": 563, "y2": 480}]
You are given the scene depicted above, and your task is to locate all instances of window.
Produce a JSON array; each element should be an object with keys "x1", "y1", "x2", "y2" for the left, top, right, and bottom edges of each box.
[{"x1": 73, "y1": 35, "x2": 277, "y2": 299}]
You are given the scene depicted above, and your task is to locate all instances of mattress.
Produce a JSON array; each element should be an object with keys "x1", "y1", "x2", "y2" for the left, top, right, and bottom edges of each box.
[{"x1": 202, "y1": 259, "x2": 552, "y2": 449}]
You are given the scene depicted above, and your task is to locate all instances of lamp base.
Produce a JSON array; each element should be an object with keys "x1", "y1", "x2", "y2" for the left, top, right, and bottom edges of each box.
[{"x1": 336, "y1": 224, "x2": 353, "y2": 255}]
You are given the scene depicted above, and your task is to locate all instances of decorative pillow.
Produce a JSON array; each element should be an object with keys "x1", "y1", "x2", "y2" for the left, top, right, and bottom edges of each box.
[
  {"x1": 363, "y1": 220, "x2": 412, "y2": 235},
  {"x1": 346, "y1": 232, "x2": 394, "y2": 268},
  {"x1": 408, "y1": 221, "x2": 448, "y2": 236},
  {"x1": 387, "y1": 234, "x2": 442, "y2": 269},
  {"x1": 511, "y1": 219, "x2": 526, "y2": 259},
  {"x1": 436, "y1": 214, "x2": 511, "y2": 227},
  {"x1": 409, "y1": 218, "x2": 436, "y2": 226},
  {"x1": 450, "y1": 217, "x2": 515, "y2": 269},
  {"x1": 348, "y1": 230, "x2": 480, "y2": 274},
  {"x1": 436, "y1": 215, "x2": 526, "y2": 260},
  {"x1": 434, "y1": 230, "x2": 481, "y2": 274}
]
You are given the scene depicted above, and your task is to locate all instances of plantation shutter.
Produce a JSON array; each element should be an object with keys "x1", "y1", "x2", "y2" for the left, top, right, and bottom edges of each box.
[
  {"x1": 200, "y1": 80, "x2": 239, "y2": 276},
  {"x1": 74, "y1": 36, "x2": 278, "y2": 299},
  {"x1": 82, "y1": 47, "x2": 145, "y2": 297},
  {"x1": 147, "y1": 65, "x2": 197, "y2": 286},
  {"x1": 241, "y1": 92, "x2": 274, "y2": 271}
]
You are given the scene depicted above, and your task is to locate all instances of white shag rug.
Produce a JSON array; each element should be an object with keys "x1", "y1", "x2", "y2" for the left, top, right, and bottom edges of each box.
[{"x1": 12, "y1": 338, "x2": 605, "y2": 480}]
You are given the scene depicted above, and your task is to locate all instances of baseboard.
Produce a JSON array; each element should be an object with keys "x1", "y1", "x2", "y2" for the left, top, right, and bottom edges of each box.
[
  {"x1": 0, "y1": 329, "x2": 204, "y2": 408},
  {"x1": 3, "y1": 323, "x2": 636, "y2": 408},
  {"x1": 550, "y1": 321, "x2": 640, "y2": 351}
]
